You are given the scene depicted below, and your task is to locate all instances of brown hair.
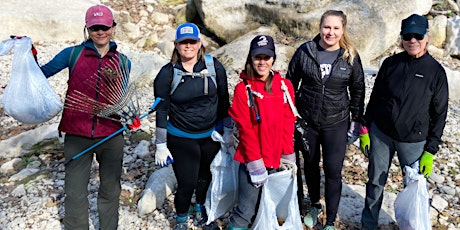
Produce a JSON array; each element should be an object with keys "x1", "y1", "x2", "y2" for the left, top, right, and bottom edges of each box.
[
  {"x1": 243, "y1": 53, "x2": 276, "y2": 93},
  {"x1": 320, "y1": 10, "x2": 357, "y2": 65}
]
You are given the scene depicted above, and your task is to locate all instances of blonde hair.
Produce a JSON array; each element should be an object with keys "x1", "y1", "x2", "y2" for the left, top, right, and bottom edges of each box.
[{"x1": 320, "y1": 10, "x2": 357, "y2": 65}]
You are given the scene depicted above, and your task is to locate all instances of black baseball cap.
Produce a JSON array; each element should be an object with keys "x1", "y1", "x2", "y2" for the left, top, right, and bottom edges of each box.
[
  {"x1": 400, "y1": 14, "x2": 428, "y2": 35},
  {"x1": 249, "y1": 35, "x2": 275, "y2": 57}
]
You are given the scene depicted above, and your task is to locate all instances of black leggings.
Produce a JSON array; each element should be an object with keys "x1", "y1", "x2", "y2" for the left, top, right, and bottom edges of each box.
[
  {"x1": 301, "y1": 119, "x2": 348, "y2": 226},
  {"x1": 167, "y1": 134, "x2": 221, "y2": 215}
]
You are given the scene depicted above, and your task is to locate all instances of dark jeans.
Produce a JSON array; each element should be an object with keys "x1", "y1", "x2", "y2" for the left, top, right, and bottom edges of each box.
[
  {"x1": 302, "y1": 119, "x2": 348, "y2": 226},
  {"x1": 229, "y1": 164, "x2": 278, "y2": 228},
  {"x1": 168, "y1": 134, "x2": 220, "y2": 215},
  {"x1": 63, "y1": 134, "x2": 124, "y2": 230},
  {"x1": 228, "y1": 164, "x2": 262, "y2": 228},
  {"x1": 361, "y1": 123, "x2": 424, "y2": 230}
]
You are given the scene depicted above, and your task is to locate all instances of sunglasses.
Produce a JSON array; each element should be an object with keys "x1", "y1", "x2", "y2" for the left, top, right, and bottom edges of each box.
[
  {"x1": 401, "y1": 33, "x2": 425, "y2": 41},
  {"x1": 178, "y1": 39, "x2": 199, "y2": 45},
  {"x1": 88, "y1": 25, "x2": 112, "y2": 32}
]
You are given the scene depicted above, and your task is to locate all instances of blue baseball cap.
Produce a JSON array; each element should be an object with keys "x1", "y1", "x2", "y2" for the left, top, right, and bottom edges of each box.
[
  {"x1": 400, "y1": 14, "x2": 428, "y2": 35},
  {"x1": 175, "y1": 23, "x2": 201, "y2": 42}
]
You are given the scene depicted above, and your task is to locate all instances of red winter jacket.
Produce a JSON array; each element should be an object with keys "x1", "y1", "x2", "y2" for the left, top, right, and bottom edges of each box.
[
  {"x1": 41, "y1": 41, "x2": 130, "y2": 138},
  {"x1": 229, "y1": 71, "x2": 296, "y2": 169}
]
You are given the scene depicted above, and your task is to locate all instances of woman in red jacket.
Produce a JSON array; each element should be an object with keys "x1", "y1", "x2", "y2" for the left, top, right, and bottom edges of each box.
[{"x1": 227, "y1": 35, "x2": 297, "y2": 229}]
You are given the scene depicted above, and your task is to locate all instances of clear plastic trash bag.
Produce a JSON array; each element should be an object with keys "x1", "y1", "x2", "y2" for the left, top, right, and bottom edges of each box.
[
  {"x1": 0, "y1": 37, "x2": 62, "y2": 124},
  {"x1": 205, "y1": 131, "x2": 239, "y2": 225},
  {"x1": 394, "y1": 161, "x2": 431, "y2": 230},
  {"x1": 251, "y1": 166, "x2": 303, "y2": 230}
]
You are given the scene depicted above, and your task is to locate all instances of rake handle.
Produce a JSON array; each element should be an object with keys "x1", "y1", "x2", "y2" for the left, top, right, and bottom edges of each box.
[{"x1": 64, "y1": 97, "x2": 163, "y2": 165}]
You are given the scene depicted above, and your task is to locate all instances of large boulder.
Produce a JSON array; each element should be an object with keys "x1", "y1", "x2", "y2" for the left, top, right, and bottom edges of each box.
[
  {"x1": 446, "y1": 16, "x2": 460, "y2": 56},
  {"x1": 193, "y1": 0, "x2": 433, "y2": 64}
]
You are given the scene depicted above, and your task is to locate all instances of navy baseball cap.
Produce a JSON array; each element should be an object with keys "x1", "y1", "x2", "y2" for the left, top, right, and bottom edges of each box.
[
  {"x1": 250, "y1": 35, "x2": 275, "y2": 57},
  {"x1": 175, "y1": 23, "x2": 201, "y2": 42},
  {"x1": 400, "y1": 14, "x2": 428, "y2": 35}
]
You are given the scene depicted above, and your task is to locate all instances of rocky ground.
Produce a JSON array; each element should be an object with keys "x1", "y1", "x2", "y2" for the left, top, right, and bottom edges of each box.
[
  {"x1": 1, "y1": 40, "x2": 459, "y2": 229},
  {"x1": 1, "y1": 1, "x2": 460, "y2": 230}
]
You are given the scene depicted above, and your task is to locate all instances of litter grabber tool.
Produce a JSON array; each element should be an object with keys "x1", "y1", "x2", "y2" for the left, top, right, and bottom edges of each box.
[
  {"x1": 243, "y1": 79, "x2": 262, "y2": 123},
  {"x1": 64, "y1": 97, "x2": 163, "y2": 165}
]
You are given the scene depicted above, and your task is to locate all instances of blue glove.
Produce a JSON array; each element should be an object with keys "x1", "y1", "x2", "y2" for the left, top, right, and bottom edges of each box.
[
  {"x1": 347, "y1": 121, "x2": 361, "y2": 145},
  {"x1": 246, "y1": 159, "x2": 268, "y2": 188}
]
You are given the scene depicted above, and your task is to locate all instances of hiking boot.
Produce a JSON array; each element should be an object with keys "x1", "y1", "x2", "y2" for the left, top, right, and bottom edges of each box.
[
  {"x1": 303, "y1": 205, "x2": 322, "y2": 227},
  {"x1": 195, "y1": 211, "x2": 203, "y2": 223},
  {"x1": 173, "y1": 222, "x2": 189, "y2": 230},
  {"x1": 202, "y1": 221, "x2": 220, "y2": 230},
  {"x1": 195, "y1": 204, "x2": 209, "y2": 226},
  {"x1": 323, "y1": 225, "x2": 336, "y2": 230}
]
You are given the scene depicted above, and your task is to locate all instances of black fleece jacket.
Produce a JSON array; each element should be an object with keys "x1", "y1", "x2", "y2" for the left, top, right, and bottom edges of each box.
[{"x1": 365, "y1": 51, "x2": 448, "y2": 154}]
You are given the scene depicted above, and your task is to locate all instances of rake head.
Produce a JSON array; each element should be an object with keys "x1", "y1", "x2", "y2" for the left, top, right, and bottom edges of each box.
[{"x1": 64, "y1": 54, "x2": 140, "y2": 127}]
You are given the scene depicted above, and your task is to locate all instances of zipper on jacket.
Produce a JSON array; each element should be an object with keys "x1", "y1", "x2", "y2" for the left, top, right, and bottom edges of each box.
[{"x1": 91, "y1": 59, "x2": 103, "y2": 137}]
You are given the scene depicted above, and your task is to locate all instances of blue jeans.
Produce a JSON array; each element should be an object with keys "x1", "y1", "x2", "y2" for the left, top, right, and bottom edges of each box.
[
  {"x1": 361, "y1": 123, "x2": 425, "y2": 230},
  {"x1": 228, "y1": 164, "x2": 264, "y2": 228}
]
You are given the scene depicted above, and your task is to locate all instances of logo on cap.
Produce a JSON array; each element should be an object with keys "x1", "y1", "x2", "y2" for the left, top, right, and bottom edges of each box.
[
  {"x1": 180, "y1": 26, "x2": 194, "y2": 35},
  {"x1": 94, "y1": 12, "x2": 104, "y2": 17},
  {"x1": 257, "y1": 36, "x2": 269, "y2": 47}
]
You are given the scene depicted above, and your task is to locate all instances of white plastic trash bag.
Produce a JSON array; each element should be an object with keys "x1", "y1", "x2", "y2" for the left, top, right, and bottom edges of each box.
[
  {"x1": 205, "y1": 131, "x2": 239, "y2": 225},
  {"x1": 251, "y1": 167, "x2": 303, "y2": 230},
  {"x1": 0, "y1": 37, "x2": 62, "y2": 124},
  {"x1": 394, "y1": 161, "x2": 431, "y2": 230}
]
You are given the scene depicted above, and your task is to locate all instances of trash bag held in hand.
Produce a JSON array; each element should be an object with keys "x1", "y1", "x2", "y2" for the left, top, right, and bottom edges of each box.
[
  {"x1": 0, "y1": 37, "x2": 62, "y2": 124},
  {"x1": 204, "y1": 131, "x2": 239, "y2": 225},
  {"x1": 394, "y1": 161, "x2": 431, "y2": 230},
  {"x1": 251, "y1": 168, "x2": 303, "y2": 230}
]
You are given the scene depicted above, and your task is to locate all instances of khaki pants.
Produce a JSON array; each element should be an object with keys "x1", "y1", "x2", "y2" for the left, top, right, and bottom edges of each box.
[{"x1": 63, "y1": 134, "x2": 124, "y2": 230}]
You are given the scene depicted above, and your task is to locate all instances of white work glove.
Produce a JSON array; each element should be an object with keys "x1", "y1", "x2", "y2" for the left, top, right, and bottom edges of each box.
[
  {"x1": 246, "y1": 159, "x2": 268, "y2": 188},
  {"x1": 223, "y1": 127, "x2": 235, "y2": 148},
  {"x1": 155, "y1": 143, "x2": 174, "y2": 167},
  {"x1": 347, "y1": 121, "x2": 361, "y2": 145},
  {"x1": 280, "y1": 153, "x2": 297, "y2": 178}
]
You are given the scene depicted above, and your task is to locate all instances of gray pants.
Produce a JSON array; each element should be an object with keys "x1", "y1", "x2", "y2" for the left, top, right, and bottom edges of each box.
[
  {"x1": 63, "y1": 134, "x2": 124, "y2": 230},
  {"x1": 229, "y1": 164, "x2": 263, "y2": 228},
  {"x1": 361, "y1": 123, "x2": 425, "y2": 230}
]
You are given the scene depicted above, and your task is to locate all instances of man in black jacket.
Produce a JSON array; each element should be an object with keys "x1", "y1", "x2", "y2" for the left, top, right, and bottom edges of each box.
[{"x1": 360, "y1": 14, "x2": 449, "y2": 230}]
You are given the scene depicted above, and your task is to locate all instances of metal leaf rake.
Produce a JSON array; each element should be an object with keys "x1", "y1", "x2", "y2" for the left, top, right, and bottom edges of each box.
[
  {"x1": 63, "y1": 55, "x2": 162, "y2": 165},
  {"x1": 64, "y1": 55, "x2": 140, "y2": 127}
]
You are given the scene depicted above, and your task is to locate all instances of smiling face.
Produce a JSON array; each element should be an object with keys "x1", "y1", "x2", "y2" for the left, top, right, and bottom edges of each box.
[
  {"x1": 251, "y1": 54, "x2": 274, "y2": 80},
  {"x1": 402, "y1": 32, "x2": 430, "y2": 58},
  {"x1": 174, "y1": 39, "x2": 201, "y2": 62},
  {"x1": 87, "y1": 25, "x2": 114, "y2": 48},
  {"x1": 319, "y1": 15, "x2": 344, "y2": 50}
]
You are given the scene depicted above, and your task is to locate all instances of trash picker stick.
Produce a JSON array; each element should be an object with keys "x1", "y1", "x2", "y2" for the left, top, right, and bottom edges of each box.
[{"x1": 64, "y1": 97, "x2": 163, "y2": 165}]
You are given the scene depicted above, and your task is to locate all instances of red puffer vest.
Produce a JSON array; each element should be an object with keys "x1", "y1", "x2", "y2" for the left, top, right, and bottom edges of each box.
[{"x1": 59, "y1": 46, "x2": 124, "y2": 138}]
